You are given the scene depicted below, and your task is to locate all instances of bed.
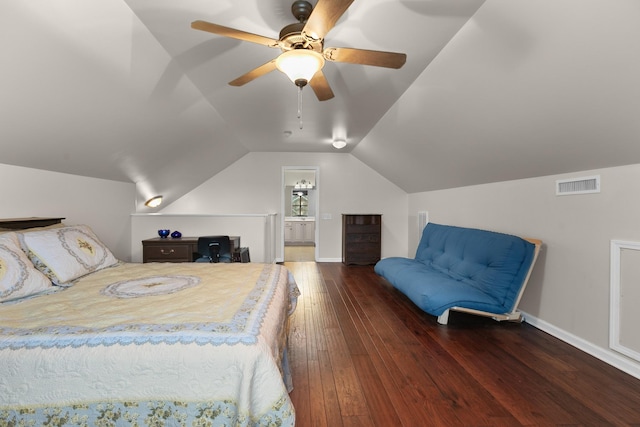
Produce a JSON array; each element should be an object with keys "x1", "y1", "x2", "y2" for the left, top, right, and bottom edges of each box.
[{"x1": 0, "y1": 218, "x2": 299, "y2": 426}]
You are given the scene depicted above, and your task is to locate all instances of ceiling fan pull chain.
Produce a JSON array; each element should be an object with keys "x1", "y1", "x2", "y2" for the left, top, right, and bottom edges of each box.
[{"x1": 297, "y1": 86, "x2": 304, "y2": 129}]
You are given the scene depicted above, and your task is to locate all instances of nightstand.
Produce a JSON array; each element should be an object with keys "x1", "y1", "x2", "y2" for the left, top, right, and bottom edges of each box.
[{"x1": 142, "y1": 236, "x2": 240, "y2": 263}]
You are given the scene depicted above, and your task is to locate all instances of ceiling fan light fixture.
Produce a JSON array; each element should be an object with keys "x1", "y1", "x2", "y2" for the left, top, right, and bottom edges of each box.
[{"x1": 276, "y1": 49, "x2": 325, "y2": 87}]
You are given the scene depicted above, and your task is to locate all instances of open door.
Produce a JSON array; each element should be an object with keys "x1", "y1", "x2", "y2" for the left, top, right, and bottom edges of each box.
[{"x1": 282, "y1": 167, "x2": 318, "y2": 262}]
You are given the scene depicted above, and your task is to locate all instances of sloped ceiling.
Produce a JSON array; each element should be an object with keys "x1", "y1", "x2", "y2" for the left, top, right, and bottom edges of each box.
[
  {"x1": 354, "y1": 0, "x2": 640, "y2": 192},
  {"x1": 2, "y1": 1, "x2": 639, "y2": 208}
]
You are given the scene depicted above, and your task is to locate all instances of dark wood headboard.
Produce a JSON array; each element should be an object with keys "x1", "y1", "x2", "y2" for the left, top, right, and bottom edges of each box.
[{"x1": 0, "y1": 217, "x2": 65, "y2": 230}]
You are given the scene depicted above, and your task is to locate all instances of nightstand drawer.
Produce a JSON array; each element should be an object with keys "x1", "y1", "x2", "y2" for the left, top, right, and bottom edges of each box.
[{"x1": 144, "y1": 244, "x2": 191, "y2": 262}]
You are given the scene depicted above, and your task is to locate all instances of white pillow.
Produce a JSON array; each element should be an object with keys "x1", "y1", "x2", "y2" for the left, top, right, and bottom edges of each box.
[
  {"x1": 0, "y1": 232, "x2": 54, "y2": 302},
  {"x1": 21, "y1": 225, "x2": 118, "y2": 285}
]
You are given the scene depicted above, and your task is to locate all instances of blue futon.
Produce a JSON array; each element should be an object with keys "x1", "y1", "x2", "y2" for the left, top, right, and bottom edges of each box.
[{"x1": 374, "y1": 223, "x2": 541, "y2": 324}]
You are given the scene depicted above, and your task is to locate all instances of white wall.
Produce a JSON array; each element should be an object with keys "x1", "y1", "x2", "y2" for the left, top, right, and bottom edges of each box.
[
  {"x1": 157, "y1": 152, "x2": 408, "y2": 262},
  {"x1": 0, "y1": 163, "x2": 135, "y2": 260},
  {"x1": 408, "y1": 163, "x2": 640, "y2": 378}
]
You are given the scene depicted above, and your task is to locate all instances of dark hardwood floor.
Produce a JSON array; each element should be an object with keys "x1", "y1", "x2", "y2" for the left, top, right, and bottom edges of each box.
[{"x1": 284, "y1": 261, "x2": 640, "y2": 426}]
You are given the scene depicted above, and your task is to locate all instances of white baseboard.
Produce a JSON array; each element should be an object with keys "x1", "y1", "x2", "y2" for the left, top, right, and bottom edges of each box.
[{"x1": 522, "y1": 311, "x2": 640, "y2": 380}]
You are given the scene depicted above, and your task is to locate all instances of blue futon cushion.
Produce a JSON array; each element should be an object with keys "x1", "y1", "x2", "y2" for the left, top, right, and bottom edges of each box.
[{"x1": 374, "y1": 223, "x2": 535, "y2": 316}]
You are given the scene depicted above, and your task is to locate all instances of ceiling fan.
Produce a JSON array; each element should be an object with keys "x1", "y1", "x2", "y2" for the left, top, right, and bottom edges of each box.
[{"x1": 191, "y1": 0, "x2": 407, "y2": 101}]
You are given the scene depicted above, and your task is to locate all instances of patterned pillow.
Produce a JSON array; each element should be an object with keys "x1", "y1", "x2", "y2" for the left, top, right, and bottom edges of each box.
[
  {"x1": 20, "y1": 225, "x2": 118, "y2": 286},
  {"x1": 0, "y1": 232, "x2": 54, "y2": 302}
]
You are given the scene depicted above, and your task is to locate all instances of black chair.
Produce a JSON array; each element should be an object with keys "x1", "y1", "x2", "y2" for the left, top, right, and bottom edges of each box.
[
  {"x1": 195, "y1": 236, "x2": 232, "y2": 263},
  {"x1": 233, "y1": 247, "x2": 251, "y2": 263}
]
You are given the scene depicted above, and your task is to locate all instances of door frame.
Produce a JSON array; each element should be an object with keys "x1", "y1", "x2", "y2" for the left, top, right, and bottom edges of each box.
[{"x1": 281, "y1": 166, "x2": 319, "y2": 262}]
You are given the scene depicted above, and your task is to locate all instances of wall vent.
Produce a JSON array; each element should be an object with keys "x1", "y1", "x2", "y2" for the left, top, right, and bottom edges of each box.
[{"x1": 556, "y1": 175, "x2": 600, "y2": 196}]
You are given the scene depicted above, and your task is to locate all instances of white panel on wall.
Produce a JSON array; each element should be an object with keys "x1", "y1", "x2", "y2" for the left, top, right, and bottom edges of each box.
[
  {"x1": 610, "y1": 240, "x2": 640, "y2": 362},
  {"x1": 418, "y1": 211, "x2": 429, "y2": 237}
]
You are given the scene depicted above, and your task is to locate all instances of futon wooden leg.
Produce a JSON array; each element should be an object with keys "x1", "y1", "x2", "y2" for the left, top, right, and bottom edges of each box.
[{"x1": 437, "y1": 309, "x2": 450, "y2": 325}]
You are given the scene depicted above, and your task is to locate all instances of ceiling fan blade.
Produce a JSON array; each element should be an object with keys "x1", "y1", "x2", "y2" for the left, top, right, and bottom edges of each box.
[
  {"x1": 309, "y1": 70, "x2": 335, "y2": 101},
  {"x1": 191, "y1": 20, "x2": 279, "y2": 48},
  {"x1": 324, "y1": 47, "x2": 407, "y2": 69},
  {"x1": 229, "y1": 59, "x2": 278, "y2": 86},
  {"x1": 303, "y1": 0, "x2": 354, "y2": 41}
]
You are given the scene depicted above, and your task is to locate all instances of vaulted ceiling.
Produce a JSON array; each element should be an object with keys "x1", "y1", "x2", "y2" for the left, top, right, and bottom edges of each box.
[{"x1": 3, "y1": 1, "x2": 639, "y2": 208}]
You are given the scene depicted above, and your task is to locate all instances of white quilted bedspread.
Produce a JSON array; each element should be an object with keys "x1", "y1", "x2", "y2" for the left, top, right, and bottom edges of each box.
[{"x1": 0, "y1": 262, "x2": 299, "y2": 426}]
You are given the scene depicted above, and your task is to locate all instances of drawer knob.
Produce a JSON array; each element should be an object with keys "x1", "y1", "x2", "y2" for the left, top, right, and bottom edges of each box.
[{"x1": 160, "y1": 249, "x2": 175, "y2": 255}]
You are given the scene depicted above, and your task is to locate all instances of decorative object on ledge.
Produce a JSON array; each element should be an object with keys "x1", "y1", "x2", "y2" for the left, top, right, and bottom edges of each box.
[
  {"x1": 171, "y1": 230, "x2": 182, "y2": 238},
  {"x1": 145, "y1": 195, "x2": 163, "y2": 208},
  {"x1": 158, "y1": 229, "x2": 170, "y2": 238}
]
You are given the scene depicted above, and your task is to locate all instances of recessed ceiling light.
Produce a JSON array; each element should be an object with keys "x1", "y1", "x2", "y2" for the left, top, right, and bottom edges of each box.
[{"x1": 332, "y1": 139, "x2": 347, "y2": 149}]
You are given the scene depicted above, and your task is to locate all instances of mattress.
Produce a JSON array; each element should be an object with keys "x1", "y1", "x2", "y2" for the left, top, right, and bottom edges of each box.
[{"x1": 0, "y1": 261, "x2": 300, "y2": 426}]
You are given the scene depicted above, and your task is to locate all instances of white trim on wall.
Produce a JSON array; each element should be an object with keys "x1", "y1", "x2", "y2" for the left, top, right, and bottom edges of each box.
[
  {"x1": 523, "y1": 311, "x2": 640, "y2": 380},
  {"x1": 610, "y1": 240, "x2": 640, "y2": 363}
]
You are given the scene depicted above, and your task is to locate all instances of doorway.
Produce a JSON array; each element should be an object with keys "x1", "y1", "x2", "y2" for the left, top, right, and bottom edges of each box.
[{"x1": 282, "y1": 167, "x2": 318, "y2": 262}]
